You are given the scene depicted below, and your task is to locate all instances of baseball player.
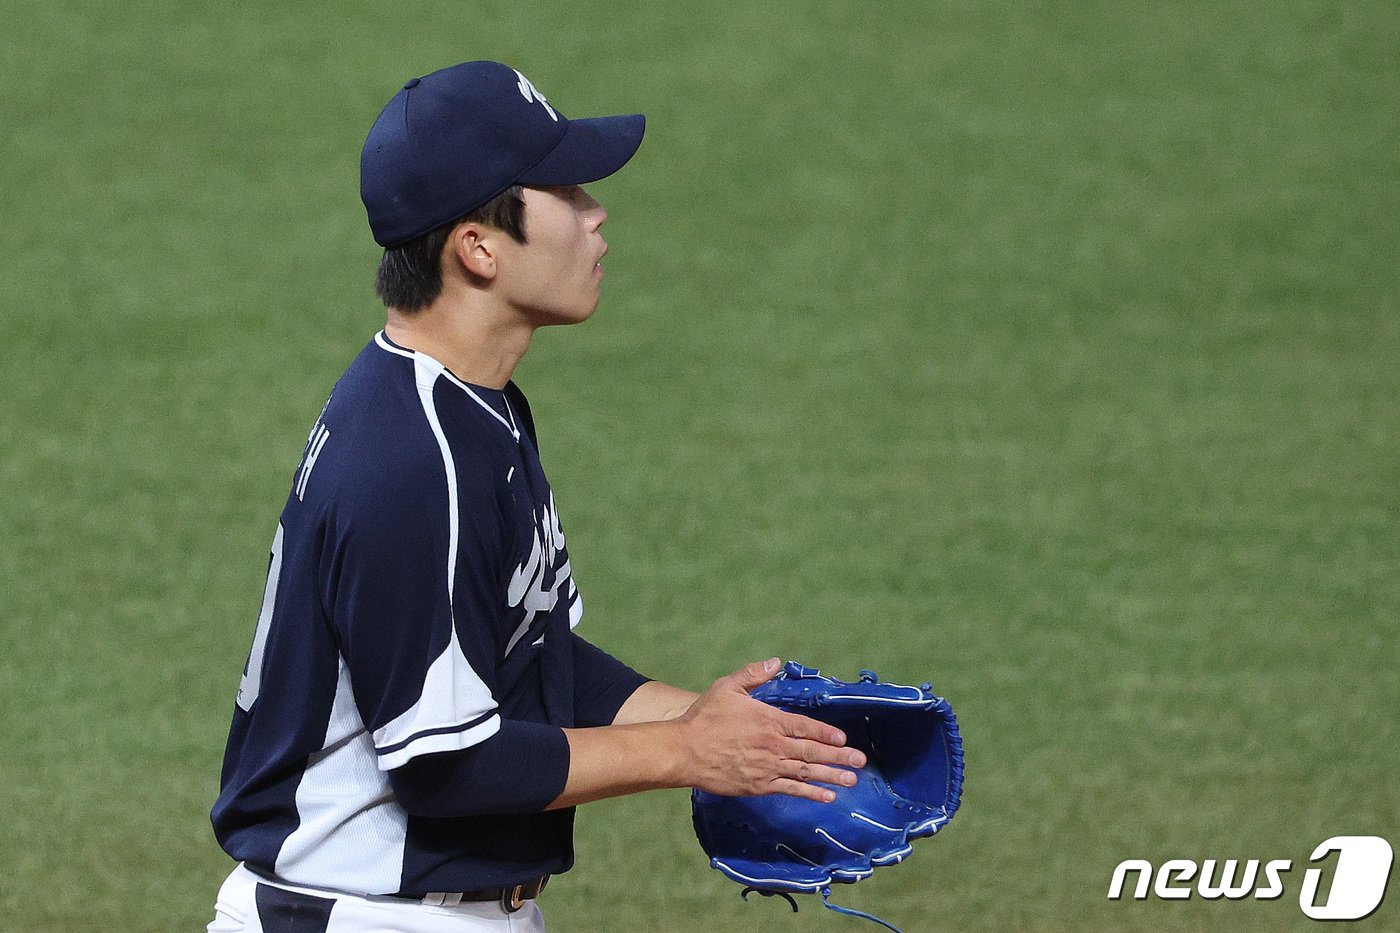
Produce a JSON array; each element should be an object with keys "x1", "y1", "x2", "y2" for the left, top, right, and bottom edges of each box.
[{"x1": 207, "y1": 61, "x2": 866, "y2": 933}]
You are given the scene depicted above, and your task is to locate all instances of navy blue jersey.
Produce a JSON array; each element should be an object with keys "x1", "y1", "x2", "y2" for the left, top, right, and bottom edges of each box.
[{"x1": 212, "y1": 332, "x2": 645, "y2": 896}]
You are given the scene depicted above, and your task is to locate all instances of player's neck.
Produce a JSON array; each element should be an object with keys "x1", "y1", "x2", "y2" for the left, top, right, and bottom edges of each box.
[{"x1": 384, "y1": 296, "x2": 535, "y2": 390}]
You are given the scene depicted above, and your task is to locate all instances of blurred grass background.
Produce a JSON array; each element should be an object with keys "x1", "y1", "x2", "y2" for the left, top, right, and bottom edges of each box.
[{"x1": 2, "y1": 1, "x2": 1397, "y2": 930}]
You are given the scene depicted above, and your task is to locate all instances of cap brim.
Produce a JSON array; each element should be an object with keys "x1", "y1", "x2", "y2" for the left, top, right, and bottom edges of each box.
[{"x1": 517, "y1": 113, "x2": 646, "y2": 187}]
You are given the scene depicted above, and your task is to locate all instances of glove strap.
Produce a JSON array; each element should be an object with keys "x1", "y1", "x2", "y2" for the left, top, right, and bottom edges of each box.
[{"x1": 821, "y1": 889, "x2": 905, "y2": 933}]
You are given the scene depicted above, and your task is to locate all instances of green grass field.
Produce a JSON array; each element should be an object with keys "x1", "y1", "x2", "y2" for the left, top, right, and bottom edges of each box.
[{"x1": 3, "y1": 1, "x2": 1397, "y2": 930}]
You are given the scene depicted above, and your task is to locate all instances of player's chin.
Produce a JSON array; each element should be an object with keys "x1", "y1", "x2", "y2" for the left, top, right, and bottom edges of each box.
[
  {"x1": 536, "y1": 296, "x2": 601, "y2": 328},
  {"x1": 573, "y1": 281, "x2": 604, "y2": 321}
]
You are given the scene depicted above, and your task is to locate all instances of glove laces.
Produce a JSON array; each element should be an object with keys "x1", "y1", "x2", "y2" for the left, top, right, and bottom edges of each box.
[{"x1": 739, "y1": 885, "x2": 904, "y2": 933}]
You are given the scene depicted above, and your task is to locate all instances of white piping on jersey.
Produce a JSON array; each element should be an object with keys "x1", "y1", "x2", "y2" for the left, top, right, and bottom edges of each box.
[
  {"x1": 370, "y1": 353, "x2": 499, "y2": 769},
  {"x1": 416, "y1": 358, "x2": 460, "y2": 607},
  {"x1": 439, "y1": 367, "x2": 521, "y2": 441},
  {"x1": 373, "y1": 330, "x2": 415, "y2": 359},
  {"x1": 374, "y1": 331, "x2": 520, "y2": 441}
]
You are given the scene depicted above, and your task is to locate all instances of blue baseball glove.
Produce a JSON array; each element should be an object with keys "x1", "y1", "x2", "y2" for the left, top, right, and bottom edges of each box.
[{"x1": 691, "y1": 663, "x2": 964, "y2": 932}]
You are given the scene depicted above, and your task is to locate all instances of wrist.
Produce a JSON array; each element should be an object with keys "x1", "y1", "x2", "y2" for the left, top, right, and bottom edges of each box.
[{"x1": 655, "y1": 716, "x2": 696, "y2": 789}]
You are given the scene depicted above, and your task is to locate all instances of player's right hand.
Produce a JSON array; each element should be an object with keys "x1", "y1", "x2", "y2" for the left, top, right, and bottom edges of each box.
[{"x1": 676, "y1": 658, "x2": 867, "y2": 802}]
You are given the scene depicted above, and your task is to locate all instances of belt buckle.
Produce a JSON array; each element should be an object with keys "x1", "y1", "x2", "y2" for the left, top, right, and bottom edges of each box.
[{"x1": 501, "y1": 883, "x2": 527, "y2": 914}]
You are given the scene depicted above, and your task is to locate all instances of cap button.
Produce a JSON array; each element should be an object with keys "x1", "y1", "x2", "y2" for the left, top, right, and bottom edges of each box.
[{"x1": 403, "y1": 77, "x2": 421, "y2": 89}]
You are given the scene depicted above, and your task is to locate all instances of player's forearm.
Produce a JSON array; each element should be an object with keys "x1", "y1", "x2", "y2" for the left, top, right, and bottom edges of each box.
[
  {"x1": 611, "y1": 679, "x2": 699, "y2": 725},
  {"x1": 548, "y1": 660, "x2": 865, "y2": 811},
  {"x1": 547, "y1": 720, "x2": 691, "y2": 809}
]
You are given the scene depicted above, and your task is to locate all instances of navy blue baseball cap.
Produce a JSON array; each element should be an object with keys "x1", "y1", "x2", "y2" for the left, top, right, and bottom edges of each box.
[{"x1": 360, "y1": 61, "x2": 645, "y2": 248}]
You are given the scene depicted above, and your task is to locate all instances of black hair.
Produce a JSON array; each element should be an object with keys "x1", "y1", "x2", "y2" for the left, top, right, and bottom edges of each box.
[{"x1": 374, "y1": 185, "x2": 527, "y2": 311}]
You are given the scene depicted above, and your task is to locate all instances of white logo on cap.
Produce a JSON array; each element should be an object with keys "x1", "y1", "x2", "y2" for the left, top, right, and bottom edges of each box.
[{"x1": 514, "y1": 70, "x2": 558, "y2": 122}]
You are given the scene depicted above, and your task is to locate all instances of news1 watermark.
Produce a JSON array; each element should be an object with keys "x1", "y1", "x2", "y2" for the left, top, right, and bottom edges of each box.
[{"x1": 1108, "y1": 836, "x2": 1394, "y2": 921}]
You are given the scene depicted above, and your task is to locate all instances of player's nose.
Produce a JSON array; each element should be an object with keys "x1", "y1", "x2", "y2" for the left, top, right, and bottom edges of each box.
[{"x1": 579, "y1": 189, "x2": 607, "y2": 229}]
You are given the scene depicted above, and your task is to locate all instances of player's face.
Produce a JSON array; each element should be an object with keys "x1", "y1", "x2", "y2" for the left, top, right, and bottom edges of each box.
[{"x1": 500, "y1": 185, "x2": 609, "y2": 326}]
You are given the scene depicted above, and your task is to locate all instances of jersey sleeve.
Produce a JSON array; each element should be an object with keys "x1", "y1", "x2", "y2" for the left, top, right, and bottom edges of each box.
[
  {"x1": 570, "y1": 632, "x2": 651, "y2": 727},
  {"x1": 320, "y1": 450, "x2": 508, "y2": 771}
]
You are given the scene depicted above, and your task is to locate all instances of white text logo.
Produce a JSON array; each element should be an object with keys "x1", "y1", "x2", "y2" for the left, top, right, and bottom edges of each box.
[
  {"x1": 1108, "y1": 836, "x2": 1393, "y2": 921},
  {"x1": 514, "y1": 70, "x2": 557, "y2": 121}
]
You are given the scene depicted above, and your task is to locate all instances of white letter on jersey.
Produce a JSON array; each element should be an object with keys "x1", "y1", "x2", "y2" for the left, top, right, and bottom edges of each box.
[
  {"x1": 297, "y1": 422, "x2": 330, "y2": 501},
  {"x1": 504, "y1": 494, "x2": 571, "y2": 654},
  {"x1": 514, "y1": 70, "x2": 558, "y2": 121},
  {"x1": 237, "y1": 523, "x2": 284, "y2": 711}
]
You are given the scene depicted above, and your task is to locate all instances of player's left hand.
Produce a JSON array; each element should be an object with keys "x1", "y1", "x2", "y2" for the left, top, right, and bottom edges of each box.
[{"x1": 674, "y1": 658, "x2": 867, "y2": 802}]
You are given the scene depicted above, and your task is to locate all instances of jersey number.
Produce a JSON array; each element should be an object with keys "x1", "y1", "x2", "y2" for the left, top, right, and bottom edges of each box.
[{"x1": 237, "y1": 523, "x2": 284, "y2": 711}]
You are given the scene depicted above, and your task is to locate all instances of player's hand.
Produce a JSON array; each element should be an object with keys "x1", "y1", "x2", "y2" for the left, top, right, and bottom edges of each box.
[{"x1": 675, "y1": 658, "x2": 867, "y2": 802}]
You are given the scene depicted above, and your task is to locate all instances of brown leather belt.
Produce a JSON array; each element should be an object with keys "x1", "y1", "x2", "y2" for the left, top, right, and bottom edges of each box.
[
  {"x1": 248, "y1": 866, "x2": 548, "y2": 913},
  {"x1": 430, "y1": 875, "x2": 549, "y2": 912}
]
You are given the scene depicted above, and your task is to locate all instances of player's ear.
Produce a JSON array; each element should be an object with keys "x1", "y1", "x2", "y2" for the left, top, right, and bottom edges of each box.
[{"x1": 446, "y1": 222, "x2": 498, "y2": 282}]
